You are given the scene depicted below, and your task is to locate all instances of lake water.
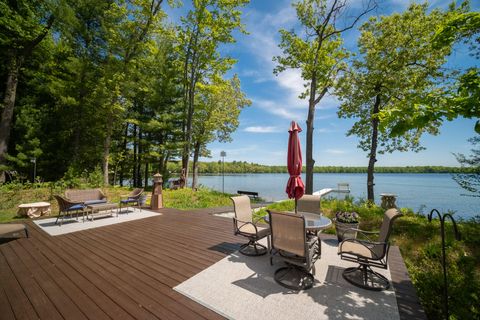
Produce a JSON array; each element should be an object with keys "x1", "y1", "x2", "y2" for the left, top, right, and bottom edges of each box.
[{"x1": 197, "y1": 173, "x2": 479, "y2": 219}]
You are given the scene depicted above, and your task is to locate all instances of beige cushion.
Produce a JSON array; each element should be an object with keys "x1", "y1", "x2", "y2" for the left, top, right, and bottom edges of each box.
[
  {"x1": 0, "y1": 224, "x2": 26, "y2": 237},
  {"x1": 339, "y1": 241, "x2": 382, "y2": 260},
  {"x1": 238, "y1": 224, "x2": 270, "y2": 238}
]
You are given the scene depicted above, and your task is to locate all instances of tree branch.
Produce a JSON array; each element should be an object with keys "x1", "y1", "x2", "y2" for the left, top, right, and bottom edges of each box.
[{"x1": 324, "y1": 0, "x2": 377, "y2": 39}]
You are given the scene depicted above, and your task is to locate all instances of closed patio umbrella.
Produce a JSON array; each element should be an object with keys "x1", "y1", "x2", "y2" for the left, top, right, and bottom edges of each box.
[{"x1": 286, "y1": 121, "x2": 305, "y2": 212}]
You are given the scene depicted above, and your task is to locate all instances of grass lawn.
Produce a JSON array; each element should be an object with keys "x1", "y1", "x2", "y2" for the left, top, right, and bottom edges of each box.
[{"x1": 0, "y1": 184, "x2": 234, "y2": 222}]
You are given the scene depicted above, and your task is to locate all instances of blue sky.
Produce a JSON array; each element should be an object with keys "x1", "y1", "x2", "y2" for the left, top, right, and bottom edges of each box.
[{"x1": 167, "y1": 0, "x2": 479, "y2": 166}]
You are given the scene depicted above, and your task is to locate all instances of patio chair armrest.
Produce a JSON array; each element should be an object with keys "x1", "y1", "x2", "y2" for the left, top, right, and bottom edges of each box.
[
  {"x1": 339, "y1": 238, "x2": 387, "y2": 259},
  {"x1": 253, "y1": 215, "x2": 267, "y2": 225},
  {"x1": 341, "y1": 228, "x2": 379, "y2": 241},
  {"x1": 234, "y1": 218, "x2": 258, "y2": 234}
]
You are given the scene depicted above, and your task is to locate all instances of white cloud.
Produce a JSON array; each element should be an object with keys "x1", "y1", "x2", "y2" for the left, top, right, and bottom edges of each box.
[
  {"x1": 252, "y1": 98, "x2": 304, "y2": 121},
  {"x1": 325, "y1": 149, "x2": 347, "y2": 155},
  {"x1": 244, "y1": 126, "x2": 281, "y2": 133}
]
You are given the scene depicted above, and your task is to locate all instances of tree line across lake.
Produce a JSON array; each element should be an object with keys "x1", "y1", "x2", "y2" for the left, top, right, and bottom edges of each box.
[{"x1": 166, "y1": 161, "x2": 476, "y2": 175}]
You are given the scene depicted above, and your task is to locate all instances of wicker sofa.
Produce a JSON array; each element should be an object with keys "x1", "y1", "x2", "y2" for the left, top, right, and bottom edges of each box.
[{"x1": 65, "y1": 189, "x2": 107, "y2": 205}]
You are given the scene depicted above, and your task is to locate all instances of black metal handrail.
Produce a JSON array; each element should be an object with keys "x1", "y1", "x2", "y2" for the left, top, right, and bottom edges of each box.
[{"x1": 428, "y1": 209, "x2": 461, "y2": 320}]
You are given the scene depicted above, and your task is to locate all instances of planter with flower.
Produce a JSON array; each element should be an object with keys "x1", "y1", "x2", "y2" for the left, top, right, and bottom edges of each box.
[{"x1": 334, "y1": 211, "x2": 360, "y2": 242}]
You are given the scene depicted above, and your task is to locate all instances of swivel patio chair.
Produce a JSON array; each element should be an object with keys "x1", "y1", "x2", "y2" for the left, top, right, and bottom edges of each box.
[
  {"x1": 268, "y1": 210, "x2": 320, "y2": 290},
  {"x1": 338, "y1": 208, "x2": 402, "y2": 291},
  {"x1": 54, "y1": 195, "x2": 86, "y2": 226},
  {"x1": 231, "y1": 195, "x2": 270, "y2": 256},
  {"x1": 297, "y1": 194, "x2": 321, "y2": 215},
  {"x1": 297, "y1": 194, "x2": 323, "y2": 255},
  {"x1": 119, "y1": 188, "x2": 144, "y2": 213}
]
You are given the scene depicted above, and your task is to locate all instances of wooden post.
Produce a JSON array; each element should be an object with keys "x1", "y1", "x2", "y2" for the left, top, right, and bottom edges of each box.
[{"x1": 151, "y1": 173, "x2": 163, "y2": 210}]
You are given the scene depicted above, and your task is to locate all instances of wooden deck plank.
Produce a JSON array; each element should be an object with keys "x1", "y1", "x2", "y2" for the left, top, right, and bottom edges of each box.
[
  {"x1": 8, "y1": 240, "x2": 88, "y2": 320},
  {"x1": 67, "y1": 229, "x2": 223, "y2": 318},
  {"x1": 26, "y1": 226, "x2": 137, "y2": 320},
  {"x1": 0, "y1": 208, "x2": 426, "y2": 320},
  {"x1": 1, "y1": 244, "x2": 63, "y2": 320},
  {"x1": 0, "y1": 248, "x2": 39, "y2": 320},
  {"x1": 0, "y1": 286, "x2": 16, "y2": 320},
  {"x1": 27, "y1": 227, "x2": 159, "y2": 320},
  {"x1": 59, "y1": 232, "x2": 199, "y2": 320},
  {"x1": 17, "y1": 238, "x2": 111, "y2": 320}
]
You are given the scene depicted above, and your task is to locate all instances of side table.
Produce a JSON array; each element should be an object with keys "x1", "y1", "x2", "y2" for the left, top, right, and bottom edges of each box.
[{"x1": 17, "y1": 202, "x2": 51, "y2": 218}]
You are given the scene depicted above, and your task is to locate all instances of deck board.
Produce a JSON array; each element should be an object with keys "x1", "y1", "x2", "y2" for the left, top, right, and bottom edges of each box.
[{"x1": 0, "y1": 207, "x2": 425, "y2": 319}]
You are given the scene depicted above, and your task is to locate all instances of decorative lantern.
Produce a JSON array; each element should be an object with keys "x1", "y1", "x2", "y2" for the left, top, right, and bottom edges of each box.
[{"x1": 151, "y1": 173, "x2": 163, "y2": 210}]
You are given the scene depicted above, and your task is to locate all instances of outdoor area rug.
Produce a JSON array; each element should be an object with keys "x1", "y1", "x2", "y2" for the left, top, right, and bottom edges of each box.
[
  {"x1": 33, "y1": 208, "x2": 161, "y2": 236},
  {"x1": 174, "y1": 238, "x2": 400, "y2": 320}
]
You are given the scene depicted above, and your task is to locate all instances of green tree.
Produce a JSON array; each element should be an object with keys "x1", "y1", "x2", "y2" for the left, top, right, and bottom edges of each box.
[
  {"x1": 273, "y1": 0, "x2": 376, "y2": 194},
  {"x1": 99, "y1": 0, "x2": 165, "y2": 185},
  {"x1": 177, "y1": 0, "x2": 249, "y2": 187},
  {"x1": 453, "y1": 136, "x2": 480, "y2": 196},
  {"x1": 336, "y1": 3, "x2": 452, "y2": 202},
  {"x1": 191, "y1": 74, "x2": 250, "y2": 188},
  {"x1": 0, "y1": 0, "x2": 61, "y2": 182},
  {"x1": 383, "y1": 6, "x2": 480, "y2": 135}
]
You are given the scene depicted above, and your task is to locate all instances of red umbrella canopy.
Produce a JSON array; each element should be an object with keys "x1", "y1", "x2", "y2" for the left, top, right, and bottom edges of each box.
[{"x1": 286, "y1": 121, "x2": 305, "y2": 200}]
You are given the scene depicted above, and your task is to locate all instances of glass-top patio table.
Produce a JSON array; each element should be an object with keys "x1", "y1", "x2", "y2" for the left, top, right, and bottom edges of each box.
[{"x1": 264, "y1": 211, "x2": 332, "y2": 232}]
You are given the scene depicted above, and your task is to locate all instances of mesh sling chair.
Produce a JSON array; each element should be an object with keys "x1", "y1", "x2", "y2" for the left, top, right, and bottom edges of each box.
[
  {"x1": 268, "y1": 210, "x2": 320, "y2": 290},
  {"x1": 296, "y1": 194, "x2": 321, "y2": 215},
  {"x1": 119, "y1": 188, "x2": 144, "y2": 212},
  {"x1": 54, "y1": 195, "x2": 86, "y2": 225},
  {"x1": 338, "y1": 208, "x2": 402, "y2": 291},
  {"x1": 231, "y1": 195, "x2": 270, "y2": 256},
  {"x1": 297, "y1": 194, "x2": 323, "y2": 257}
]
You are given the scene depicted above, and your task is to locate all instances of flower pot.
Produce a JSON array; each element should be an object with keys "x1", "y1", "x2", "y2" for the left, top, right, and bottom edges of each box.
[{"x1": 335, "y1": 220, "x2": 359, "y2": 242}]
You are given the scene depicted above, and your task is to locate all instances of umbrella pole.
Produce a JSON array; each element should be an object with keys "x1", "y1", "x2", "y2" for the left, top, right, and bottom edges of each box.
[{"x1": 295, "y1": 198, "x2": 297, "y2": 214}]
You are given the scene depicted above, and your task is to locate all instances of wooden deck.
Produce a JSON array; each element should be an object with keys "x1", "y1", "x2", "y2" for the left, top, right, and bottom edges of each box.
[{"x1": 0, "y1": 208, "x2": 425, "y2": 319}]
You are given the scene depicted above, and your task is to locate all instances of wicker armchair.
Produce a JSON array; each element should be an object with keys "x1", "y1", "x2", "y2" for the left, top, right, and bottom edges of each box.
[
  {"x1": 119, "y1": 188, "x2": 144, "y2": 212},
  {"x1": 231, "y1": 195, "x2": 270, "y2": 256},
  {"x1": 268, "y1": 210, "x2": 320, "y2": 290},
  {"x1": 338, "y1": 208, "x2": 402, "y2": 291},
  {"x1": 54, "y1": 195, "x2": 85, "y2": 226}
]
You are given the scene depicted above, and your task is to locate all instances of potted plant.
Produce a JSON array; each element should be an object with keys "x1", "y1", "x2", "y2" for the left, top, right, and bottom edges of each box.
[{"x1": 334, "y1": 211, "x2": 360, "y2": 242}]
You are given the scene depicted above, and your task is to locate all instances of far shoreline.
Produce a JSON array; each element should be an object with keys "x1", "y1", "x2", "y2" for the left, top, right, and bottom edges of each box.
[{"x1": 166, "y1": 163, "x2": 475, "y2": 175}]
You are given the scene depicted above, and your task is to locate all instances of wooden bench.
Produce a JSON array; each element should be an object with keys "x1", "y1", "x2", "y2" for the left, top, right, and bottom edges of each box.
[{"x1": 237, "y1": 190, "x2": 259, "y2": 199}]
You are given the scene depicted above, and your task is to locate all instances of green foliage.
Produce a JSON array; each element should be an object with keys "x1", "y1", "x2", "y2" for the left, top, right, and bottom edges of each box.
[
  {"x1": 453, "y1": 136, "x2": 480, "y2": 196},
  {"x1": 337, "y1": 3, "x2": 452, "y2": 154},
  {"x1": 273, "y1": 0, "x2": 348, "y2": 99},
  {"x1": 0, "y1": 0, "x2": 250, "y2": 186},
  {"x1": 384, "y1": 7, "x2": 480, "y2": 135},
  {"x1": 162, "y1": 187, "x2": 233, "y2": 209}
]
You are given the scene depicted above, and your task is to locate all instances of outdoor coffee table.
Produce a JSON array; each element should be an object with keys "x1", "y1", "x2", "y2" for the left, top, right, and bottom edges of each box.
[
  {"x1": 17, "y1": 202, "x2": 51, "y2": 218},
  {"x1": 86, "y1": 203, "x2": 119, "y2": 221}
]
